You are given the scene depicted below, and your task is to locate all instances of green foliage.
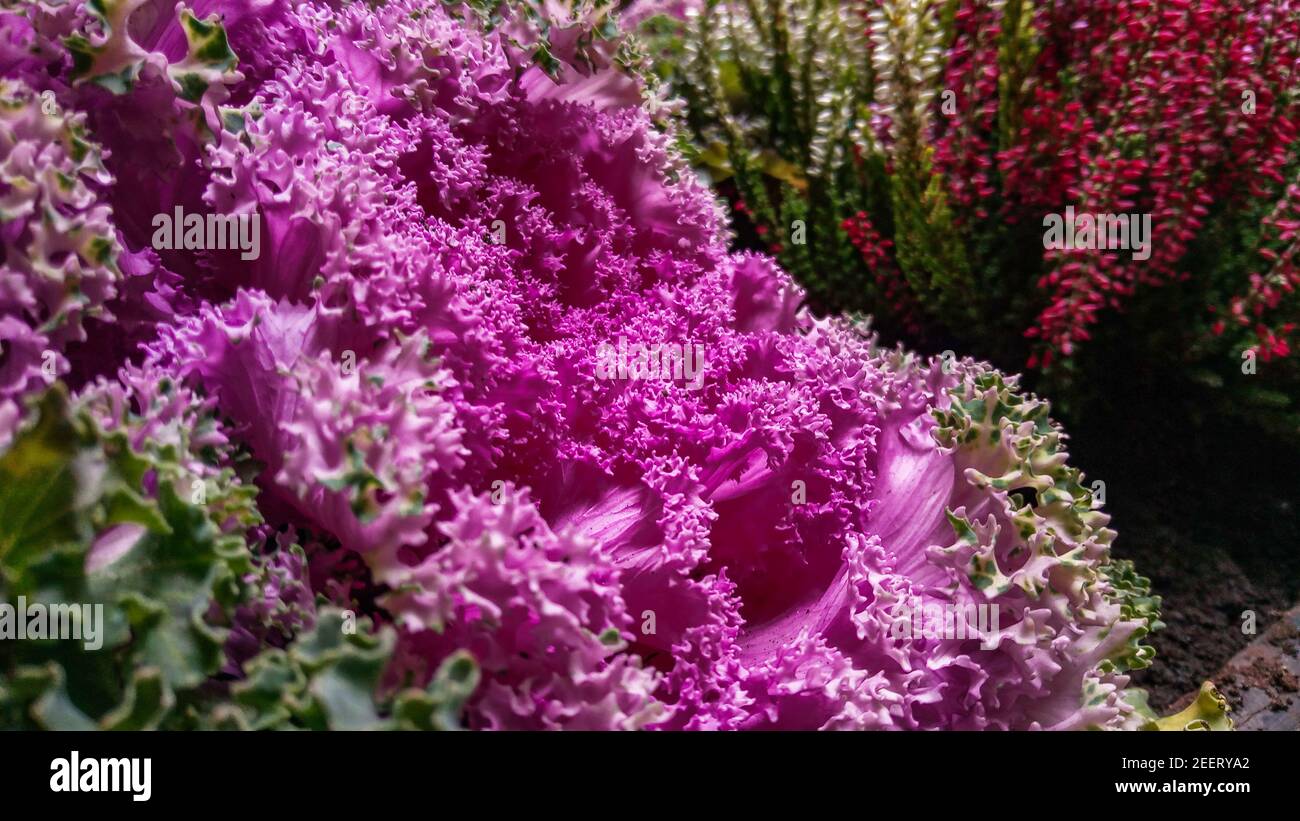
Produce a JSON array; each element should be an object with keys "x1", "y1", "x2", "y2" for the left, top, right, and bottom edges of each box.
[
  {"x1": 1141, "y1": 682, "x2": 1234, "y2": 731},
  {"x1": 196, "y1": 610, "x2": 478, "y2": 731},
  {"x1": 646, "y1": 1, "x2": 887, "y2": 318},
  {"x1": 0, "y1": 389, "x2": 477, "y2": 730},
  {"x1": 0, "y1": 388, "x2": 245, "y2": 727},
  {"x1": 889, "y1": 145, "x2": 975, "y2": 328}
]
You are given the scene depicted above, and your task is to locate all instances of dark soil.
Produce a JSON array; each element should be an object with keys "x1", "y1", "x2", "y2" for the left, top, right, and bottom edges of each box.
[
  {"x1": 1217, "y1": 654, "x2": 1300, "y2": 711},
  {"x1": 1063, "y1": 376, "x2": 1300, "y2": 712},
  {"x1": 1197, "y1": 612, "x2": 1300, "y2": 728},
  {"x1": 1118, "y1": 530, "x2": 1295, "y2": 713}
]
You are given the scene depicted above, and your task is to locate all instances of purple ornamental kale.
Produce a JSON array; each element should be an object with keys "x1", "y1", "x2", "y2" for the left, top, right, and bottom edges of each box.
[{"x1": 0, "y1": 0, "x2": 1159, "y2": 729}]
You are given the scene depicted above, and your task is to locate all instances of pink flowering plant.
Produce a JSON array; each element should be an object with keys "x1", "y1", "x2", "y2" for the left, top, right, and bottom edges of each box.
[
  {"x1": 0, "y1": 0, "x2": 1227, "y2": 731},
  {"x1": 646, "y1": 0, "x2": 1300, "y2": 433}
]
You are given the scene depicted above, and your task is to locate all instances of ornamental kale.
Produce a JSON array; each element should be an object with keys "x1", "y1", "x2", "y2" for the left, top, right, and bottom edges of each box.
[{"x1": 0, "y1": 0, "x2": 1196, "y2": 730}]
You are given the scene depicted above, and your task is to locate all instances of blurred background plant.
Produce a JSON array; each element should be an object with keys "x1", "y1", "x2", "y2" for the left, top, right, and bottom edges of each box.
[{"x1": 636, "y1": 0, "x2": 1300, "y2": 436}]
